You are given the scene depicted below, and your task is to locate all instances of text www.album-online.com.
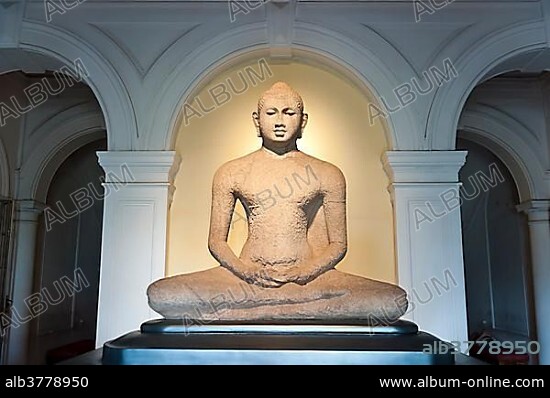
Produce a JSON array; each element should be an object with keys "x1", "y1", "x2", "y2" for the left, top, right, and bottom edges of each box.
[{"x1": 379, "y1": 377, "x2": 544, "y2": 388}]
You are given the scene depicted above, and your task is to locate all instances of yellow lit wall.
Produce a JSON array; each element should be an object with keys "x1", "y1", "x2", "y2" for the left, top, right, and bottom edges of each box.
[{"x1": 167, "y1": 61, "x2": 397, "y2": 283}]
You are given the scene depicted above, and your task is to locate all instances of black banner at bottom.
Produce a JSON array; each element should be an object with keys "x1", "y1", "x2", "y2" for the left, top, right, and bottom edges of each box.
[{"x1": 0, "y1": 363, "x2": 548, "y2": 394}]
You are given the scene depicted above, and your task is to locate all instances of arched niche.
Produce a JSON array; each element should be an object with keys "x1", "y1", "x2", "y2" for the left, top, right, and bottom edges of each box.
[
  {"x1": 149, "y1": 23, "x2": 421, "y2": 151},
  {"x1": 167, "y1": 59, "x2": 399, "y2": 284}
]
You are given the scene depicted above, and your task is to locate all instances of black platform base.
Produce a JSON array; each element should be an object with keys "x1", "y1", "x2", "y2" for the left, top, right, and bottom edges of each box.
[{"x1": 102, "y1": 319, "x2": 454, "y2": 365}]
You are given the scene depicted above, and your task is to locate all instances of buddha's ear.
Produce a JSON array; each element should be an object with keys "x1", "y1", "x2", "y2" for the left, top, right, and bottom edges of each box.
[
  {"x1": 298, "y1": 113, "x2": 308, "y2": 139},
  {"x1": 252, "y1": 111, "x2": 261, "y2": 137}
]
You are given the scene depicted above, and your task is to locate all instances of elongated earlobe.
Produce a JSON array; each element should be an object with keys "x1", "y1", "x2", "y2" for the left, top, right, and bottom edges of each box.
[
  {"x1": 298, "y1": 113, "x2": 308, "y2": 139},
  {"x1": 252, "y1": 111, "x2": 261, "y2": 137}
]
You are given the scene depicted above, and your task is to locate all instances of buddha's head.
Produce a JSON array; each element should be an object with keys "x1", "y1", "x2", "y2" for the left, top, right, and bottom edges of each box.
[{"x1": 253, "y1": 82, "x2": 308, "y2": 146}]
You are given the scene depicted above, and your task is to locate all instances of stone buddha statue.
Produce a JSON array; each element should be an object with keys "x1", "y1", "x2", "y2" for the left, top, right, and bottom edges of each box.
[{"x1": 148, "y1": 82, "x2": 408, "y2": 322}]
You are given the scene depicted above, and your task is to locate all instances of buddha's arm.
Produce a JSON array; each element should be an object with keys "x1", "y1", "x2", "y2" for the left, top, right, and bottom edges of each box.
[
  {"x1": 308, "y1": 203, "x2": 347, "y2": 273},
  {"x1": 300, "y1": 166, "x2": 348, "y2": 279},
  {"x1": 207, "y1": 165, "x2": 282, "y2": 287},
  {"x1": 207, "y1": 166, "x2": 242, "y2": 273}
]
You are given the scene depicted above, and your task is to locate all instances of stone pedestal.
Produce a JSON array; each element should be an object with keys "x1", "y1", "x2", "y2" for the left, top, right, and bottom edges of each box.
[{"x1": 102, "y1": 319, "x2": 454, "y2": 365}]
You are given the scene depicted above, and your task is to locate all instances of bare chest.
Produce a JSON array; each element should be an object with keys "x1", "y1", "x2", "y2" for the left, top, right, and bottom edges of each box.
[{"x1": 235, "y1": 162, "x2": 323, "y2": 213}]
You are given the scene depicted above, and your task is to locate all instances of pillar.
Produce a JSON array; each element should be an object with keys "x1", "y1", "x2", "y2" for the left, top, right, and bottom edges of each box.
[
  {"x1": 383, "y1": 151, "x2": 469, "y2": 343},
  {"x1": 95, "y1": 151, "x2": 180, "y2": 347},
  {"x1": 6, "y1": 200, "x2": 43, "y2": 364},
  {"x1": 518, "y1": 200, "x2": 550, "y2": 364}
]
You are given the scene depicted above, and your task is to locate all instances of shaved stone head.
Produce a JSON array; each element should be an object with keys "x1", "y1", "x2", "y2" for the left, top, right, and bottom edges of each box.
[{"x1": 258, "y1": 82, "x2": 304, "y2": 112}]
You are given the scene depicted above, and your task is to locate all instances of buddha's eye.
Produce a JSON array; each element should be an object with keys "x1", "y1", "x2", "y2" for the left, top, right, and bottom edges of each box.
[
  {"x1": 266, "y1": 109, "x2": 277, "y2": 115},
  {"x1": 285, "y1": 110, "x2": 296, "y2": 116}
]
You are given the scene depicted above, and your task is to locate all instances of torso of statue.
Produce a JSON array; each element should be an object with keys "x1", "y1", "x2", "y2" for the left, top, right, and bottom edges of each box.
[{"x1": 226, "y1": 148, "x2": 331, "y2": 268}]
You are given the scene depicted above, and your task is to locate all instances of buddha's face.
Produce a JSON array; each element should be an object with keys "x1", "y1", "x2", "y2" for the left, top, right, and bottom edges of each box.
[{"x1": 253, "y1": 97, "x2": 308, "y2": 145}]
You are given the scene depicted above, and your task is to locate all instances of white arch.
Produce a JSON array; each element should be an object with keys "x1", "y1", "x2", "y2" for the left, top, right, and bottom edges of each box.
[
  {"x1": 427, "y1": 21, "x2": 547, "y2": 150},
  {"x1": 145, "y1": 22, "x2": 420, "y2": 151},
  {"x1": 0, "y1": 138, "x2": 9, "y2": 198},
  {"x1": 18, "y1": 104, "x2": 106, "y2": 203},
  {"x1": 14, "y1": 21, "x2": 136, "y2": 150},
  {"x1": 458, "y1": 105, "x2": 547, "y2": 201}
]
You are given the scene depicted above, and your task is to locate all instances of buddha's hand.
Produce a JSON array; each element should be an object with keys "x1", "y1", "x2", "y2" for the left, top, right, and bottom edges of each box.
[
  {"x1": 264, "y1": 263, "x2": 321, "y2": 286},
  {"x1": 232, "y1": 261, "x2": 284, "y2": 288}
]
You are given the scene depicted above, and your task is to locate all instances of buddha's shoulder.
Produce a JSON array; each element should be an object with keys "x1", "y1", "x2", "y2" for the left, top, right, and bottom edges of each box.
[
  {"x1": 297, "y1": 152, "x2": 345, "y2": 181},
  {"x1": 213, "y1": 151, "x2": 259, "y2": 176}
]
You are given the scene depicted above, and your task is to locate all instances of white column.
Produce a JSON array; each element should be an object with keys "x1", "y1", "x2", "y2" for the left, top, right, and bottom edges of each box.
[
  {"x1": 6, "y1": 200, "x2": 43, "y2": 364},
  {"x1": 383, "y1": 151, "x2": 468, "y2": 343},
  {"x1": 95, "y1": 151, "x2": 180, "y2": 347},
  {"x1": 518, "y1": 200, "x2": 550, "y2": 364}
]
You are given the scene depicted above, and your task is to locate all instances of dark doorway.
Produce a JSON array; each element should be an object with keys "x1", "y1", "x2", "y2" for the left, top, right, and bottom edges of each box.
[
  {"x1": 29, "y1": 139, "x2": 106, "y2": 364},
  {"x1": 458, "y1": 138, "x2": 535, "y2": 364}
]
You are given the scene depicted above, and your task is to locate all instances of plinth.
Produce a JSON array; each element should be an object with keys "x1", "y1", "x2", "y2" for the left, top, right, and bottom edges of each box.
[{"x1": 102, "y1": 319, "x2": 454, "y2": 365}]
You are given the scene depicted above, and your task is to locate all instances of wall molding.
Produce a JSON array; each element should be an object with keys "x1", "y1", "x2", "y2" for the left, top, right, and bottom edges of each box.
[{"x1": 459, "y1": 104, "x2": 548, "y2": 200}]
